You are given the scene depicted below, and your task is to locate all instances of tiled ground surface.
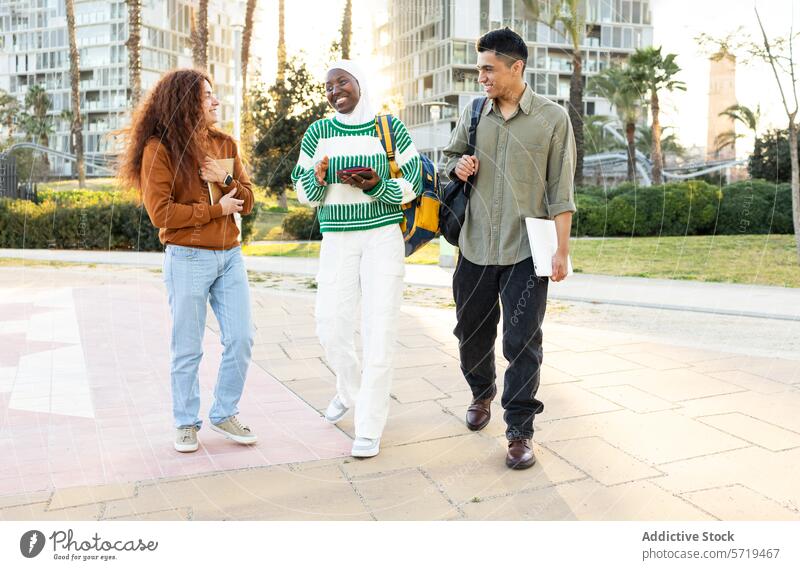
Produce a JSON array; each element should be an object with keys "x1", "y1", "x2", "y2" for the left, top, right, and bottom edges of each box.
[
  {"x1": 1, "y1": 266, "x2": 799, "y2": 521},
  {"x1": 0, "y1": 271, "x2": 351, "y2": 498}
]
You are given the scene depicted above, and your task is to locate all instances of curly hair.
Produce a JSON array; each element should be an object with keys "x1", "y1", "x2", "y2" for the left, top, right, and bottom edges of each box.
[{"x1": 116, "y1": 68, "x2": 225, "y2": 194}]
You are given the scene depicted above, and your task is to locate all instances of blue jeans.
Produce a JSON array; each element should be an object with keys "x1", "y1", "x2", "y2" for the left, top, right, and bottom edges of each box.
[{"x1": 163, "y1": 244, "x2": 254, "y2": 429}]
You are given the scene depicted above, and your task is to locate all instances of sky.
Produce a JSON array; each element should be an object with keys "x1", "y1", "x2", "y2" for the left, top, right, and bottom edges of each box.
[{"x1": 250, "y1": 0, "x2": 800, "y2": 156}]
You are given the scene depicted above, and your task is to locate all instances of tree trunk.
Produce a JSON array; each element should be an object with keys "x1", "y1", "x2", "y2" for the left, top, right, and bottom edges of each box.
[
  {"x1": 569, "y1": 47, "x2": 583, "y2": 186},
  {"x1": 650, "y1": 90, "x2": 663, "y2": 185},
  {"x1": 277, "y1": 189, "x2": 287, "y2": 210},
  {"x1": 569, "y1": 49, "x2": 584, "y2": 187},
  {"x1": 240, "y1": 0, "x2": 256, "y2": 155},
  {"x1": 625, "y1": 121, "x2": 636, "y2": 183},
  {"x1": 277, "y1": 0, "x2": 286, "y2": 83},
  {"x1": 341, "y1": 0, "x2": 352, "y2": 59},
  {"x1": 126, "y1": 0, "x2": 142, "y2": 106},
  {"x1": 65, "y1": 0, "x2": 84, "y2": 187},
  {"x1": 789, "y1": 119, "x2": 800, "y2": 264},
  {"x1": 191, "y1": 0, "x2": 209, "y2": 70}
]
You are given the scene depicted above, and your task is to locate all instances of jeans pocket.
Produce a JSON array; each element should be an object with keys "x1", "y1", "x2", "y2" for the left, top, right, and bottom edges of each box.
[{"x1": 170, "y1": 245, "x2": 198, "y2": 259}]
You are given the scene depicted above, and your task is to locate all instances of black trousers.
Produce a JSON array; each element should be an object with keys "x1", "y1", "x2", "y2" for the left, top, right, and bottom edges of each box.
[{"x1": 452, "y1": 254, "x2": 549, "y2": 440}]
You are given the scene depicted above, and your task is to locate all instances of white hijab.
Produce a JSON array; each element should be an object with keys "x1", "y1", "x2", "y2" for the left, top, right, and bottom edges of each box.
[{"x1": 327, "y1": 59, "x2": 375, "y2": 125}]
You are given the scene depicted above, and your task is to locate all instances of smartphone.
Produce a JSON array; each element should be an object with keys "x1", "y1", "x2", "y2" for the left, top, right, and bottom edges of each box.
[{"x1": 337, "y1": 167, "x2": 374, "y2": 179}]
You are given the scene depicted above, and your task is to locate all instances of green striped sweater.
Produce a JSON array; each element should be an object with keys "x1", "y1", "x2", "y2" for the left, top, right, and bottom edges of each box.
[{"x1": 290, "y1": 116, "x2": 422, "y2": 232}]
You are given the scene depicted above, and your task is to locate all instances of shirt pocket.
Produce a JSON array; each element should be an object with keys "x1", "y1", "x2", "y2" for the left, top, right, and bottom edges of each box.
[{"x1": 507, "y1": 142, "x2": 547, "y2": 184}]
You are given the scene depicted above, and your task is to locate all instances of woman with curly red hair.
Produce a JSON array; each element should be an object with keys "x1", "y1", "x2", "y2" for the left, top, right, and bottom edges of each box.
[{"x1": 118, "y1": 69, "x2": 257, "y2": 453}]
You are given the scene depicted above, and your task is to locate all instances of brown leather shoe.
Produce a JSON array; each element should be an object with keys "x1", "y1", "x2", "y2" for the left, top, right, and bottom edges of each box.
[
  {"x1": 506, "y1": 439, "x2": 536, "y2": 469},
  {"x1": 465, "y1": 384, "x2": 497, "y2": 431}
]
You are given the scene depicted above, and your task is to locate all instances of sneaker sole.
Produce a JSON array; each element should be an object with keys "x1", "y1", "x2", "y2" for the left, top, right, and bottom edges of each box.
[
  {"x1": 210, "y1": 424, "x2": 258, "y2": 445},
  {"x1": 324, "y1": 408, "x2": 348, "y2": 424},
  {"x1": 174, "y1": 441, "x2": 199, "y2": 453},
  {"x1": 351, "y1": 446, "x2": 380, "y2": 458}
]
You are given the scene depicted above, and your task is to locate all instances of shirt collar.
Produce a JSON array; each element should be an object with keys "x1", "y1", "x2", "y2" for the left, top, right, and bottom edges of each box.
[{"x1": 485, "y1": 83, "x2": 536, "y2": 117}]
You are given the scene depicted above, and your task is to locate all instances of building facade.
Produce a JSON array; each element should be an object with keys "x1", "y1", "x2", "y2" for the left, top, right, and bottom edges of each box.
[
  {"x1": 376, "y1": 0, "x2": 654, "y2": 164},
  {"x1": 0, "y1": 0, "x2": 243, "y2": 176}
]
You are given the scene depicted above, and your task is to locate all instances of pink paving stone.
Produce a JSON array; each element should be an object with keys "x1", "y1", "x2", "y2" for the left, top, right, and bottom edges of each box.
[{"x1": 0, "y1": 283, "x2": 352, "y2": 498}]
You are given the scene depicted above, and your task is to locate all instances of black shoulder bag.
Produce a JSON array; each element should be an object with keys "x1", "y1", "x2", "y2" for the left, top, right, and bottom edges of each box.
[{"x1": 439, "y1": 96, "x2": 487, "y2": 247}]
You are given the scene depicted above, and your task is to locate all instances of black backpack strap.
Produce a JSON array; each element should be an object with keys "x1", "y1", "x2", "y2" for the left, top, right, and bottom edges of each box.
[{"x1": 466, "y1": 97, "x2": 486, "y2": 156}]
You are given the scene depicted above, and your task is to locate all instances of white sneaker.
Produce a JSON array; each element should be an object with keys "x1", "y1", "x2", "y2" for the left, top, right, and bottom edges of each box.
[
  {"x1": 210, "y1": 416, "x2": 258, "y2": 445},
  {"x1": 324, "y1": 395, "x2": 349, "y2": 423},
  {"x1": 351, "y1": 437, "x2": 380, "y2": 458},
  {"x1": 174, "y1": 426, "x2": 199, "y2": 453}
]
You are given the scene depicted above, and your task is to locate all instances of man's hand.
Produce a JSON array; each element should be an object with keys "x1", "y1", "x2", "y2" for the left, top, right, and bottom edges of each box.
[
  {"x1": 314, "y1": 156, "x2": 329, "y2": 185},
  {"x1": 200, "y1": 157, "x2": 227, "y2": 184},
  {"x1": 454, "y1": 154, "x2": 479, "y2": 182},
  {"x1": 219, "y1": 189, "x2": 244, "y2": 215},
  {"x1": 550, "y1": 249, "x2": 569, "y2": 282}
]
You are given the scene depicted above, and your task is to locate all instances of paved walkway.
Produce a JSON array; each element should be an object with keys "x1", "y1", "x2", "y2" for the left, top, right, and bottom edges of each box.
[
  {"x1": 3, "y1": 248, "x2": 799, "y2": 320},
  {"x1": 0, "y1": 265, "x2": 798, "y2": 521}
]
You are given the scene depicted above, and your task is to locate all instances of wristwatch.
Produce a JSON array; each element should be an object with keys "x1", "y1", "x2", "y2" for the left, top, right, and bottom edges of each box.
[{"x1": 223, "y1": 173, "x2": 234, "y2": 186}]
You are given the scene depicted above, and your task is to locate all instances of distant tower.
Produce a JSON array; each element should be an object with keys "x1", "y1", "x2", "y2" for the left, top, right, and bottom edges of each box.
[{"x1": 707, "y1": 51, "x2": 737, "y2": 161}]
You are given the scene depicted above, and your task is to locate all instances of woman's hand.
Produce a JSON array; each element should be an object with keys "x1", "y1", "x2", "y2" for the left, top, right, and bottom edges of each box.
[
  {"x1": 200, "y1": 157, "x2": 228, "y2": 184},
  {"x1": 341, "y1": 168, "x2": 380, "y2": 191},
  {"x1": 219, "y1": 189, "x2": 244, "y2": 215},
  {"x1": 314, "y1": 156, "x2": 329, "y2": 185}
]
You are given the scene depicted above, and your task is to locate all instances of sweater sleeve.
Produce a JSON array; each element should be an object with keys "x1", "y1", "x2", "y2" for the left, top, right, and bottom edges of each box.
[
  {"x1": 291, "y1": 122, "x2": 326, "y2": 207},
  {"x1": 364, "y1": 117, "x2": 422, "y2": 205},
  {"x1": 141, "y1": 142, "x2": 224, "y2": 229}
]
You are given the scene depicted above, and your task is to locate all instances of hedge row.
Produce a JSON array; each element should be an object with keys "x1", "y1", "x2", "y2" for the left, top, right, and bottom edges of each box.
[
  {"x1": 0, "y1": 180, "x2": 793, "y2": 251},
  {"x1": 573, "y1": 179, "x2": 794, "y2": 237},
  {"x1": 0, "y1": 189, "x2": 259, "y2": 250}
]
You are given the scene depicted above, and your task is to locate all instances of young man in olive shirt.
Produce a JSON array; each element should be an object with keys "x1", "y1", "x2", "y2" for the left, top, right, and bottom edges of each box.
[{"x1": 442, "y1": 28, "x2": 577, "y2": 469}]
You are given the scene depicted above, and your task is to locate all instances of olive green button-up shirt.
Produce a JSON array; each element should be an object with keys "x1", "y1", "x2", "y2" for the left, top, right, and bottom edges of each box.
[{"x1": 443, "y1": 84, "x2": 577, "y2": 266}]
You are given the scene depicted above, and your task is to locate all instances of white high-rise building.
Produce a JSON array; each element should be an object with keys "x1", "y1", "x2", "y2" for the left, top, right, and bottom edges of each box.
[
  {"x1": 0, "y1": 0, "x2": 244, "y2": 176},
  {"x1": 376, "y1": 0, "x2": 654, "y2": 163}
]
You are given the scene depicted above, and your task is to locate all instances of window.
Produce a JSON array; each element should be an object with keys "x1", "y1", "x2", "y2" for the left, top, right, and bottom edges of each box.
[
  {"x1": 632, "y1": 1, "x2": 641, "y2": 23},
  {"x1": 623, "y1": 27, "x2": 632, "y2": 49}
]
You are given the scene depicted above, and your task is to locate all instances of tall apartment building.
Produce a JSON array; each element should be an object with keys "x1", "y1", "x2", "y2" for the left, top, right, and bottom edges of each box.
[
  {"x1": 376, "y1": 0, "x2": 654, "y2": 163},
  {"x1": 0, "y1": 0, "x2": 244, "y2": 176}
]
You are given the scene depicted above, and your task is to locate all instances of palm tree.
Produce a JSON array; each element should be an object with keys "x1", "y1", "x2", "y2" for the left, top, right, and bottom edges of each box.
[
  {"x1": 0, "y1": 89, "x2": 19, "y2": 141},
  {"x1": 589, "y1": 64, "x2": 643, "y2": 182},
  {"x1": 65, "y1": 0, "x2": 85, "y2": 187},
  {"x1": 582, "y1": 114, "x2": 622, "y2": 153},
  {"x1": 19, "y1": 85, "x2": 53, "y2": 173},
  {"x1": 277, "y1": 0, "x2": 286, "y2": 83},
  {"x1": 714, "y1": 103, "x2": 761, "y2": 155},
  {"x1": 126, "y1": 0, "x2": 142, "y2": 106},
  {"x1": 241, "y1": 0, "x2": 257, "y2": 109},
  {"x1": 191, "y1": 0, "x2": 209, "y2": 70},
  {"x1": 340, "y1": 0, "x2": 352, "y2": 59},
  {"x1": 522, "y1": 0, "x2": 585, "y2": 186},
  {"x1": 635, "y1": 124, "x2": 685, "y2": 164},
  {"x1": 629, "y1": 46, "x2": 686, "y2": 185}
]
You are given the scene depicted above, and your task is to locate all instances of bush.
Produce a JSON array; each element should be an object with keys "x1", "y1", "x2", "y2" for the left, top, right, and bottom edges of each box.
[
  {"x1": 0, "y1": 187, "x2": 261, "y2": 250},
  {"x1": 748, "y1": 128, "x2": 798, "y2": 183},
  {"x1": 281, "y1": 208, "x2": 322, "y2": 240},
  {"x1": 572, "y1": 179, "x2": 793, "y2": 237}
]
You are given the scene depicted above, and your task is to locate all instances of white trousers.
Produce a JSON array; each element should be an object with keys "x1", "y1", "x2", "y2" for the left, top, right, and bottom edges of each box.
[{"x1": 314, "y1": 224, "x2": 405, "y2": 439}]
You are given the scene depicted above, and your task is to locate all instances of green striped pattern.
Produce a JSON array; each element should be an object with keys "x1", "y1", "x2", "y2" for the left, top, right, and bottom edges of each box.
[{"x1": 291, "y1": 116, "x2": 421, "y2": 233}]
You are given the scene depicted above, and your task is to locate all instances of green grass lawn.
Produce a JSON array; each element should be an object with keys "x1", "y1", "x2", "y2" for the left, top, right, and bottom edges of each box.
[
  {"x1": 246, "y1": 234, "x2": 800, "y2": 287},
  {"x1": 571, "y1": 234, "x2": 800, "y2": 287}
]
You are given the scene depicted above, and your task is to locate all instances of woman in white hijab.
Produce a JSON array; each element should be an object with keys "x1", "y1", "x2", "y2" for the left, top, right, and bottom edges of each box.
[{"x1": 291, "y1": 60, "x2": 422, "y2": 458}]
